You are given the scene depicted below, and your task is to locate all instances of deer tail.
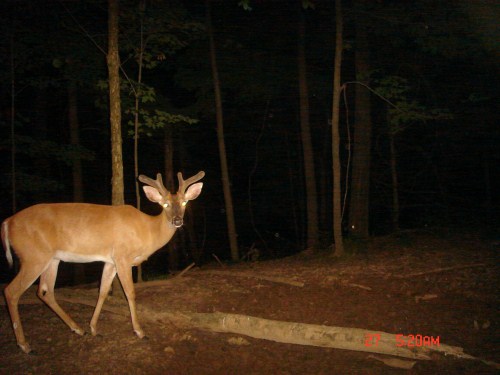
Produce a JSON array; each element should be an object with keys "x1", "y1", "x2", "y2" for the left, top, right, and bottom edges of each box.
[{"x1": 1, "y1": 220, "x2": 13, "y2": 268}]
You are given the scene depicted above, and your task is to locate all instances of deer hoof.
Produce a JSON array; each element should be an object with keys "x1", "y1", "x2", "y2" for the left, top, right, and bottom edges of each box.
[
  {"x1": 19, "y1": 342, "x2": 32, "y2": 354},
  {"x1": 134, "y1": 329, "x2": 146, "y2": 339},
  {"x1": 73, "y1": 327, "x2": 85, "y2": 336}
]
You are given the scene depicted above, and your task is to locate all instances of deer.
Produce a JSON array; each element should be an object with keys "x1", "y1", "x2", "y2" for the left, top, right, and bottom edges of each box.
[{"x1": 1, "y1": 171, "x2": 204, "y2": 354}]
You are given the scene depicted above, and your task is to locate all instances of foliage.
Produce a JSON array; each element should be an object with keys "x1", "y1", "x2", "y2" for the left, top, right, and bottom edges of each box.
[
  {"x1": 119, "y1": 1, "x2": 203, "y2": 136},
  {"x1": 127, "y1": 109, "x2": 198, "y2": 137},
  {"x1": 372, "y1": 74, "x2": 452, "y2": 134},
  {"x1": 95, "y1": 78, "x2": 198, "y2": 137},
  {"x1": 14, "y1": 135, "x2": 94, "y2": 166},
  {"x1": 120, "y1": 0, "x2": 204, "y2": 63}
]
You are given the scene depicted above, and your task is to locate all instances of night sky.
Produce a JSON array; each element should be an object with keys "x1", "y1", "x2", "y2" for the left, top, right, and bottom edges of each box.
[{"x1": 0, "y1": 0, "x2": 498, "y2": 279}]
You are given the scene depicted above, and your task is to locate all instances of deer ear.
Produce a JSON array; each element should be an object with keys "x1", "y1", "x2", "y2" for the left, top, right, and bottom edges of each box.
[
  {"x1": 185, "y1": 183, "x2": 203, "y2": 201},
  {"x1": 143, "y1": 186, "x2": 163, "y2": 203}
]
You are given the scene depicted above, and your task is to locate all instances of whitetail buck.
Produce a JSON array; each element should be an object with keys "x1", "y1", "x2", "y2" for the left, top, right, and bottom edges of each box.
[{"x1": 1, "y1": 171, "x2": 204, "y2": 353}]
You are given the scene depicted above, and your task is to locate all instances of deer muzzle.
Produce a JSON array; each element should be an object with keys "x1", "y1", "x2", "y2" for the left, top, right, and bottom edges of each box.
[{"x1": 172, "y1": 217, "x2": 183, "y2": 228}]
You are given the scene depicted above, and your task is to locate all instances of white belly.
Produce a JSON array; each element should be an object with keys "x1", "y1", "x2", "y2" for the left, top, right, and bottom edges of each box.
[{"x1": 55, "y1": 250, "x2": 111, "y2": 263}]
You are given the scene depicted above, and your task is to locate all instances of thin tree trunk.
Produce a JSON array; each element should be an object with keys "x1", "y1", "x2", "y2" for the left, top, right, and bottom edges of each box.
[
  {"x1": 348, "y1": 8, "x2": 371, "y2": 239},
  {"x1": 389, "y1": 131, "x2": 400, "y2": 231},
  {"x1": 206, "y1": 0, "x2": 239, "y2": 261},
  {"x1": 34, "y1": 88, "x2": 50, "y2": 202},
  {"x1": 285, "y1": 132, "x2": 300, "y2": 248},
  {"x1": 319, "y1": 112, "x2": 331, "y2": 232},
  {"x1": 247, "y1": 97, "x2": 271, "y2": 256},
  {"x1": 68, "y1": 80, "x2": 86, "y2": 285},
  {"x1": 482, "y1": 152, "x2": 492, "y2": 218},
  {"x1": 185, "y1": 206, "x2": 199, "y2": 263},
  {"x1": 9, "y1": 34, "x2": 16, "y2": 215},
  {"x1": 108, "y1": 0, "x2": 124, "y2": 290},
  {"x1": 68, "y1": 81, "x2": 84, "y2": 203},
  {"x1": 164, "y1": 124, "x2": 179, "y2": 271},
  {"x1": 108, "y1": 0, "x2": 124, "y2": 207},
  {"x1": 134, "y1": 0, "x2": 145, "y2": 283},
  {"x1": 9, "y1": 34, "x2": 18, "y2": 274},
  {"x1": 331, "y1": 0, "x2": 344, "y2": 256},
  {"x1": 134, "y1": 0, "x2": 146, "y2": 212},
  {"x1": 164, "y1": 125, "x2": 175, "y2": 192},
  {"x1": 297, "y1": 7, "x2": 319, "y2": 249}
]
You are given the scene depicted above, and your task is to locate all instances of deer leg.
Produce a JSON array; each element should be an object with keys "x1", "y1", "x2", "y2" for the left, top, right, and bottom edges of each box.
[
  {"x1": 37, "y1": 259, "x2": 85, "y2": 336},
  {"x1": 115, "y1": 260, "x2": 145, "y2": 338},
  {"x1": 4, "y1": 260, "x2": 50, "y2": 354},
  {"x1": 89, "y1": 262, "x2": 116, "y2": 336}
]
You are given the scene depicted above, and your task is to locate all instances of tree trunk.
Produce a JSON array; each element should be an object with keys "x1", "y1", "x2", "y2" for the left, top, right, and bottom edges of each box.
[
  {"x1": 389, "y1": 130, "x2": 400, "y2": 232},
  {"x1": 297, "y1": 7, "x2": 319, "y2": 249},
  {"x1": 9, "y1": 35, "x2": 17, "y2": 215},
  {"x1": 331, "y1": 0, "x2": 344, "y2": 256},
  {"x1": 68, "y1": 80, "x2": 86, "y2": 285},
  {"x1": 481, "y1": 152, "x2": 492, "y2": 219},
  {"x1": 108, "y1": 0, "x2": 124, "y2": 207},
  {"x1": 285, "y1": 132, "x2": 301, "y2": 248},
  {"x1": 164, "y1": 124, "x2": 179, "y2": 271},
  {"x1": 348, "y1": 8, "x2": 371, "y2": 239},
  {"x1": 206, "y1": 0, "x2": 239, "y2": 261},
  {"x1": 164, "y1": 125, "x2": 175, "y2": 192},
  {"x1": 133, "y1": 0, "x2": 146, "y2": 212},
  {"x1": 133, "y1": 1, "x2": 145, "y2": 283},
  {"x1": 108, "y1": 0, "x2": 124, "y2": 290},
  {"x1": 318, "y1": 116, "x2": 332, "y2": 233},
  {"x1": 68, "y1": 81, "x2": 84, "y2": 203},
  {"x1": 34, "y1": 88, "x2": 51, "y2": 202}
]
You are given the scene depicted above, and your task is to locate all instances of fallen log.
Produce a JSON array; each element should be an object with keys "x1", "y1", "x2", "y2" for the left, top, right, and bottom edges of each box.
[
  {"x1": 163, "y1": 311, "x2": 432, "y2": 360},
  {"x1": 159, "y1": 311, "x2": 497, "y2": 368}
]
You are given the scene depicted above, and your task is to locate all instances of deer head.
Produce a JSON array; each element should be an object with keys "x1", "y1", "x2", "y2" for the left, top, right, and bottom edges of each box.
[{"x1": 138, "y1": 171, "x2": 205, "y2": 228}]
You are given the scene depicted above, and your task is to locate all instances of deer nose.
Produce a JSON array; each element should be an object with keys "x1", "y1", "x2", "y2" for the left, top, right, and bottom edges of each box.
[{"x1": 172, "y1": 217, "x2": 183, "y2": 228}]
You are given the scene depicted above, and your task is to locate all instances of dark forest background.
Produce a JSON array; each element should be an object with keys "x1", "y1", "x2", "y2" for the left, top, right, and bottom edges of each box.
[{"x1": 0, "y1": 0, "x2": 498, "y2": 282}]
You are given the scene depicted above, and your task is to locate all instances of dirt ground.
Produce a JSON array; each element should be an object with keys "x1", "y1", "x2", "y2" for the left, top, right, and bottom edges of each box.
[{"x1": 0, "y1": 231, "x2": 498, "y2": 374}]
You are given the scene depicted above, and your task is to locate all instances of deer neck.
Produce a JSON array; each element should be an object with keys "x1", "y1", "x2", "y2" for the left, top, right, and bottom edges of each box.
[{"x1": 150, "y1": 209, "x2": 178, "y2": 250}]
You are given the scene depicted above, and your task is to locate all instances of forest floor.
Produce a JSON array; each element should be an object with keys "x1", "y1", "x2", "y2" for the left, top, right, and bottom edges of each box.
[{"x1": 0, "y1": 230, "x2": 498, "y2": 374}]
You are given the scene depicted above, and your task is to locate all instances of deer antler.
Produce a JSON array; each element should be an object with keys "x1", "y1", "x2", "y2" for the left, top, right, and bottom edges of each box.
[
  {"x1": 178, "y1": 171, "x2": 205, "y2": 195},
  {"x1": 138, "y1": 173, "x2": 169, "y2": 197}
]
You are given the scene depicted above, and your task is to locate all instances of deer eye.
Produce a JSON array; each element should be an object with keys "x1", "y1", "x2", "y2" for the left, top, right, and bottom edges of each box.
[
  {"x1": 162, "y1": 202, "x2": 169, "y2": 208},
  {"x1": 182, "y1": 201, "x2": 188, "y2": 207}
]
